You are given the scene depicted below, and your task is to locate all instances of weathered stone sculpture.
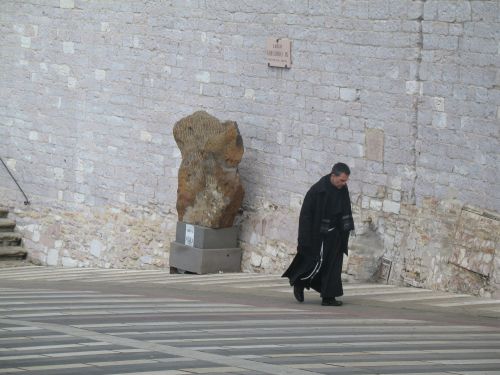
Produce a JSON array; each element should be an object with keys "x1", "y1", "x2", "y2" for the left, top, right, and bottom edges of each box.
[
  {"x1": 170, "y1": 111, "x2": 244, "y2": 274},
  {"x1": 173, "y1": 111, "x2": 244, "y2": 228}
]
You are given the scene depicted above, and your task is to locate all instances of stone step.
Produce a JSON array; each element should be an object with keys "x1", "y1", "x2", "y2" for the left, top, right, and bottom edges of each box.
[
  {"x1": 0, "y1": 232, "x2": 22, "y2": 246},
  {"x1": 0, "y1": 246, "x2": 27, "y2": 258},
  {"x1": 0, "y1": 208, "x2": 8, "y2": 218},
  {"x1": 0, "y1": 218, "x2": 16, "y2": 232}
]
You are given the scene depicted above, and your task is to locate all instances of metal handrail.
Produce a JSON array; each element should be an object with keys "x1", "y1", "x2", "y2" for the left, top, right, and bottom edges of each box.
[{"x1": 0, "y1": 157, "x2": 30, "y2": 205}]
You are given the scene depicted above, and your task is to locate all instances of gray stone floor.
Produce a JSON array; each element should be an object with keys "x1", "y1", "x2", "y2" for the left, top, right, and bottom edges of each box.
[{"x1": 0, "y1": 266, "x2": 499, "y2": 375}]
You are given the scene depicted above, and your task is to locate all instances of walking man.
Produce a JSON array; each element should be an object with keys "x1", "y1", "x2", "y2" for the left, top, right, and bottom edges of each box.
[{"x1": 283, "y1": 162, "x2": 354, "y2": 306}]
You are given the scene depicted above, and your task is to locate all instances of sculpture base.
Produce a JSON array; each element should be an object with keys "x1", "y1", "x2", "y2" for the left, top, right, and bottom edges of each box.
[
  {"x1": 169, "y1": 242, "x2": 242, "y2": 274},
  {"x1": 175, "y1": 222, "x2": 238, "y2": 249},
  {"x1": 169, "y1": 222, "x2": 242, "y2": 274}
]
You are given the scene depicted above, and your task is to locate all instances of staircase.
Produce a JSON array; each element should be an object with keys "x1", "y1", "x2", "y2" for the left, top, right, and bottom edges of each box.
[{"x1": 0, "y1": 208, "x2": 27, "y2": 259}]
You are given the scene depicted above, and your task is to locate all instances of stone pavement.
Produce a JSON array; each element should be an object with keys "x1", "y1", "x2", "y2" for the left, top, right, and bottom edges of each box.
[{"x1": 0, "y1": 266, "x2": 499, "y2": 375}]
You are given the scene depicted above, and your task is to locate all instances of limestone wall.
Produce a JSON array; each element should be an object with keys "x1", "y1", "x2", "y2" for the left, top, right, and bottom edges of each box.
[{"x1": 1, "y1": 0, "x2": 498, "y2": 296}]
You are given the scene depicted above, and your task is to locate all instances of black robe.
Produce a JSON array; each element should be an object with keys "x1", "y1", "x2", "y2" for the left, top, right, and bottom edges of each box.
[{"x1": 282, "y1": 174, "x2": 353, "y2": 298}]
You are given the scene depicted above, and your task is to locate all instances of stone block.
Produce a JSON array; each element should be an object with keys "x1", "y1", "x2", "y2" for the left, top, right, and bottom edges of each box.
[
  {"x1": 46, "y1": 249, "x2": 59, "y2": 266},
  {"x1": 175, "y1": 221, "x2": 238, "y2": 249},
  {"x1": 365, "y1": 128, "x2": 384, "y2": 162},
  {"x1": 169, "y1": 242, "x2": 242, "y2": 274},
  {"x1": 340, "y1": 87, "x2": 358, "y2": 101},
  {"x1": 383, "y1": 200, "x2": 401, "y2": 214},
  {"x1": 60, "y1": 0, "x2": 74, "y2": 9}
]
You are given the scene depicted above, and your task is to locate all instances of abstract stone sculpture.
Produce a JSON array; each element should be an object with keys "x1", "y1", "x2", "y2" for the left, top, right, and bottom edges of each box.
[{"x1": 173, "y1": 111, "x2": 244, "y2": 229}]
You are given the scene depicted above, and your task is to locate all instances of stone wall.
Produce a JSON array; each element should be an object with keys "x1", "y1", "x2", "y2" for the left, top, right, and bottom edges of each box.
[
  {"x1": 1, "y1": 1, "x2": 498, "y2": 296},
  {"x1": 12, "y1": 204, "x2": 177, "y2": 269}
]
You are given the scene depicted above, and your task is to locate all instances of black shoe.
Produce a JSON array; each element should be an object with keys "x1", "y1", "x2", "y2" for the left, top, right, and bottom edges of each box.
[
  {"x1": 293, "y1": 284, "x2": 304, "y2": 302},
  {"x1": 321, "y1": 298, "x2": 342, "y2": 306}
]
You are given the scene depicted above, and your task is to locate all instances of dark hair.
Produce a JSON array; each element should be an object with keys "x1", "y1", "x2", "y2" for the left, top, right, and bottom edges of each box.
[{"x1": 331, "y1": 162, "x2": 351, "y2": 176}]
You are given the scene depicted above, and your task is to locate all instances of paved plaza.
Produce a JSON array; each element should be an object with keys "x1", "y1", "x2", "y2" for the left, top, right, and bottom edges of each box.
[{"x1": 0, "y1": 266, "x2": 499, "y2": 375}]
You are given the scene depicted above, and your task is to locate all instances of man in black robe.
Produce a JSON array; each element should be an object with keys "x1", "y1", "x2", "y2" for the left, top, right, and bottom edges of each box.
[{"x1": 283, "y1": 162, "x2": 354, "y2": 306}]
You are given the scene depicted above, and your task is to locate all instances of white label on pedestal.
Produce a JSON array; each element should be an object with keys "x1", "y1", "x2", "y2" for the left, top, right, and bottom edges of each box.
[{"x1": 185, "y1": 224, "x2": 194, "y2": 247}]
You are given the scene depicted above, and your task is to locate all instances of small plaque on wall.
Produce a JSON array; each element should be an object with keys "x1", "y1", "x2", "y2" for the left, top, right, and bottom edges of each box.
[{"x1": 266, "y1": 37, "x2": 291, "y2": 68}]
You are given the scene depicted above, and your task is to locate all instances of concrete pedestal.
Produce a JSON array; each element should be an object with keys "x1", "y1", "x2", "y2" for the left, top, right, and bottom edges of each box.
[
  {"x1": 175, "y1": 221, "x2": 238, "y2": 249},
  {"x1": 169, "y1": 222, "x2": 242, "y2": 274}
]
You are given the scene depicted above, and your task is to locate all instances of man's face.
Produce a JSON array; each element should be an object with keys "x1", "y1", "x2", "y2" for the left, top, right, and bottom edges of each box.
[{"x1": 331, "y1": 172, "x2": 349, "y2": 189}]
